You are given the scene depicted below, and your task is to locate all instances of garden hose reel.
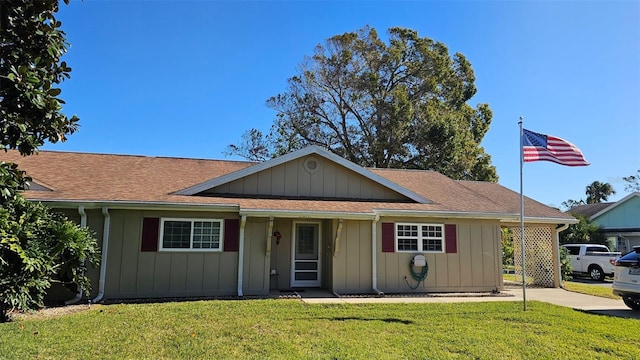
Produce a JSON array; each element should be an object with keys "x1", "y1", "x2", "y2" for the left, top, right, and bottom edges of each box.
[{"x1": 405, "y1": 254, "x2": 429, "y2": 290}]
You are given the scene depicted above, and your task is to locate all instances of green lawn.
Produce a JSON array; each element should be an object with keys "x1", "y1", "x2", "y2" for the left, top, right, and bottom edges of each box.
[
  {"x1": 562, "y1": 281, "x2": 621, "y2": 300},
  {"x1": 1, "y1": 300, "x2": 638, "y2": 359}
]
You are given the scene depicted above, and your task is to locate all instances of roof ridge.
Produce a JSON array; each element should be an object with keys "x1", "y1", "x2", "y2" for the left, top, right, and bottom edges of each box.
[{"x1": 368, "y1": 167, "x2": 439, "y2": 173}]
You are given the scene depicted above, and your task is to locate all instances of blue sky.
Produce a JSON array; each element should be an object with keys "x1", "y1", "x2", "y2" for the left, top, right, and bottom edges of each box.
[{"x1": 47, "y1": 0, "x2": 639, "y2": 208}]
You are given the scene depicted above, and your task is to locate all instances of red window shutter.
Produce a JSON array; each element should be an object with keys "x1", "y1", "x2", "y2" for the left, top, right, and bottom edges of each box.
[
  {"x1": 445, "y1": 224, "x2": 457, "y2": 253},
  {"x1": 381, "y1": 222, "x2": 395, "y2": 252},
  {"x1": 141, "y1": 218, "x2": 159, "y2": 252},
  {"x1": 223, "y1": 218, "x2": 240, "y2": 252}
]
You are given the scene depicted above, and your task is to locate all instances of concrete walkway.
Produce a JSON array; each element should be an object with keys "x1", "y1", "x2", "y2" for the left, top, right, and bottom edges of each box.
[
  {"x1": 501, "y1": 288, "x2": 629, "y2": 311},
  {"x1": 300, "y1": 288, "x2": 630, "y2": 312}
]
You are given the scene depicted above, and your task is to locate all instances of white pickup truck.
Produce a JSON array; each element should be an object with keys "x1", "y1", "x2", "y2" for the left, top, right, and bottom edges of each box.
[{"x1": 560, "y1": 244, "x2": 621, "y2": 281}]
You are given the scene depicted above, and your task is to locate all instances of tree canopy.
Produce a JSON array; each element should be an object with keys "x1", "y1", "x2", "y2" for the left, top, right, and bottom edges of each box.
[
  {"x1": 227, "y1": 26, "x2": 497, "y2": 182},
  {"x1": 1, "y1": 0, "x2": 98, "y2": 322},
  {"x1": 559, "y1": 214, "x2": 606, "y2": 245},
  {"x1": 585, "y1": 181, "x2": 616, "y2": 204},
  {"x1": 623, "y1": 169, "x2": 639, "y2": 193},
  {"x1": 0, "y1": 0, "x2": 78, "y2": 156},
  {"x1": 562, "y1": 180, "x2": 617, "y2": 211}
]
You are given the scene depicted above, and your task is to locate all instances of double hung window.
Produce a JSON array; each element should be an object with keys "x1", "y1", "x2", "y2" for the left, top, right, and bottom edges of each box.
[
  {"x1": 160, "y1": 218, "x2": 222, "y2": 251},
  {"x1": 396, "y1": 223, "x2": 444, "y2": 252}
]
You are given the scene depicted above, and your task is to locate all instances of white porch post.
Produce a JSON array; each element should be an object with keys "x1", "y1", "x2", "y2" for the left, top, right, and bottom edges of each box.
[{"x1": 237, "y1": 215, "x2": 247, "y2": 297}]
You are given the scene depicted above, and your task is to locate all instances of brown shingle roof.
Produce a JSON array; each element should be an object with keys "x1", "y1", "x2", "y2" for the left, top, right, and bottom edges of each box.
[
  {"x1": 567, "y1": 202, "x2": 613, "y2": 218},
  {"x1": 1, "y1": 150, "x2": 574, "y2": 222}
]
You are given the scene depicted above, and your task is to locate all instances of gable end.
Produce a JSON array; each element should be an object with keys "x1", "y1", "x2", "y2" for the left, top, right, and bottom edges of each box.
[{"x1": 176, "y1": 146, "x2": 431, "y2": 204}]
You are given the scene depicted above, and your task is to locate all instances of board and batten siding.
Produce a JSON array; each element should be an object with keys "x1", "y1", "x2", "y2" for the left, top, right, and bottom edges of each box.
[
  {"x1": 332, "y1": 220, "x2": 373, "y2": 294},
  {"x1": 201, "y1": 155, "x2": 408, "y2": 201},
  {"x1": 269, "y1": 218, "x2": 292, "y2": 290},
  {"x1": 104, "y1": 210, "x2": 240, "y2": 299},
  {"x1": 376, "y1": 219, "x2": 503, "y2": 293},
  {"x1": 242, "y1": 219, "x2": 270, "y2": 295}
]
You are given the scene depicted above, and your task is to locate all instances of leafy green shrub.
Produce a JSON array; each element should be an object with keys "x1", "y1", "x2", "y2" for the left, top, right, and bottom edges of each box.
[
  {"x1": 0, "y1": 195, "x2": 99, "y2": 322},
  {"x1": 501, "y1": 228, "x2": 514, "y2": 267},
  {"x1": 559, "y1": 246, "x2": 572, "y2": 281}
]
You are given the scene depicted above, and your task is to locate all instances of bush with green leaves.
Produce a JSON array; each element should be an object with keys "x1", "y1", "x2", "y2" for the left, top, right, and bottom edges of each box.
[
  {"x1": 559, "y1": 246, "x2": 572, "y2": 281},
  {"x1": 559, "y1": 214, "x2": 606, "y2": 245},
  {"x1": 501, "y1": 228, "x2": 514, "y2": 267},
  {"x1": 0, "y1": 195, "x2": 99, "y2": 322}
]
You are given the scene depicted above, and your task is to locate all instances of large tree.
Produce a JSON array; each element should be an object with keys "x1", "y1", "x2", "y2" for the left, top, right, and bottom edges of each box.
[
  {"x1": 0, "y1": 0, "x2": 99, "y2": 322},
  {"x1": 0, "y1": 0, "x2": 79, "y2": 155},
  {"x1": 227, "y1": 26, "x2": 497, "y2": 181},
  {"x1": 585, "y1": 181, "x2": 616, "y2": 204}
]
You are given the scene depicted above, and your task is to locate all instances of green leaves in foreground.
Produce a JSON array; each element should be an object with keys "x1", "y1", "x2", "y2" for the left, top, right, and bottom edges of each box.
[
  {"x1": 0, "y1": 195, "x2": 100, "y2": 322},
  {"x1": 1, "y1": 0, "x2": 79, "y2": 156},
  {"x1": 1, "y1": 300, "x2": 638, "y2": 359}
]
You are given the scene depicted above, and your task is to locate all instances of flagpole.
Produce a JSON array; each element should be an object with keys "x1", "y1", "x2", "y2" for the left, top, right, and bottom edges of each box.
[{"x1": 519, "y1": 117, "x2": 527, "y2": 311}]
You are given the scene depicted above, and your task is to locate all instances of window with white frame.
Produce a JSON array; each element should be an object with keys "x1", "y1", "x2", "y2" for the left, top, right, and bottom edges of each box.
[
  {"x1": 396, "y1": 223, "x2": 444, "y2": 252},
  {"x1": 160, "y1": 218, "x2": 223, "y2": 251}
]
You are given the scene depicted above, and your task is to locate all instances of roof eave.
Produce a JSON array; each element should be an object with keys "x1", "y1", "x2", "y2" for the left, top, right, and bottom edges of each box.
[
  {"x1": 239, "y1": 208, "x2": 376, "y2": 220},
  {"x1": 31, "y1": 200, "x2": 577, "y2": 224},
  {"x1": 373, "y1": 209, "x2": 578, "y2": 224},
  {"x1": 33, "y1": 199, "x2": 240, "y2": 212}
]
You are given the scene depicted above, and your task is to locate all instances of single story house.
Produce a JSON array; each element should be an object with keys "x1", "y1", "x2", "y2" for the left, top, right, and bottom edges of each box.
[
  {"x1": 568, "y1": 192, "x2": 640, "y2": 253},
  {"x1": 2, "y1": 146, "x2": 575, "y2": 302}
]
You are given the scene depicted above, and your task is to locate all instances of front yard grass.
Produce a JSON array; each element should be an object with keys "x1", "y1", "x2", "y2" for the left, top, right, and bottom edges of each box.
[
  {"x1": 562, "y1": 281, "x2": 621, "y2": 300},
  {"x1": 1, "y1": 300, "x2": 638, "y2": 359}
]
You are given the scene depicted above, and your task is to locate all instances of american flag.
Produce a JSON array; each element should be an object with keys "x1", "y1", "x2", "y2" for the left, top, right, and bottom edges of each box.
[{"x1": 522, "y1": 129, "x2": 590, "y2": 166}]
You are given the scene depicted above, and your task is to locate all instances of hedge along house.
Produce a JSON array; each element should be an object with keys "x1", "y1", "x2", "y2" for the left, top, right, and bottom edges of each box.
[{"x1": 2, "y1": 146, "x2": 576, "y2": 301}]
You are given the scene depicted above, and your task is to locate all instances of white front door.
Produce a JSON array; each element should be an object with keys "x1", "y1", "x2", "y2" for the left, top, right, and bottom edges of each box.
[{"x1": 291, "y1": 222, "x2": 321, "y2": 287}]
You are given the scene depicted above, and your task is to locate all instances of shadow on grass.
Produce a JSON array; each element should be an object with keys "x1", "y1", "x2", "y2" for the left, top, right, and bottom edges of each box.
[
  {"x1": 578, "y1": 309, "x2": 640, "y2": 320},
  {"x1": 323, "y1": 316, "x2": 414, "y2": 325}
]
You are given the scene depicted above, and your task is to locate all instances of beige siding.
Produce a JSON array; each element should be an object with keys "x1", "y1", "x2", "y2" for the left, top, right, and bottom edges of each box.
[
  {"x1": 257, "y1": 170, "x2": 271, "y2": 194},
  {"x1": 284, "y1": 161, "x2": 297, "y2": 197},
  {"x1": 332, "y1": 220, "x2": 372, "y2": 293},
  {"x1": 322, "y1": 220, "x2": 334, "y2": 289},
  {"x1": 85, "y1": 209, "x2": 105, "y2": 298},
  {"x1": 373, "y1": 218, "x2": 502, "y2": 294},
  {"x1": 203, "y1": 156, "x2": 408, "y2": 201},
  {"x1": 243, "y1": 219, "x2": 269, "y2": 295},
  {"x1": 271, "y1": 219, "x2": 292, "y2": 289},
  {"x1": 243, "y1": 173, "x2": 258, "y2": 194},
  {"x1": 104, "y1": 210, "x2": 240, "y2": 299},
  {"x1": 51, "y1": 207, "x2": 505, "y2": 298}
]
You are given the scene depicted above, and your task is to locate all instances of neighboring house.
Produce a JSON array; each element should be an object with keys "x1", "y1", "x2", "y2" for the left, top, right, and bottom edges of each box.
[
  {"x1": 2, "y1": 146, "x2": 575, "y2": 301},
  {"x1": 569, "y1": 193, "x2": 640, "y2": 253}
]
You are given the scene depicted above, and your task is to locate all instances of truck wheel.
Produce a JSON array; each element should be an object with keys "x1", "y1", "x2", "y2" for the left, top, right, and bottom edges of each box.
[
  {"x1": 622, "y1": 297, "x2": 640, "y2": 311},
  {"x1": 588, "y1": 265, "x2": 605, "y2": 281}
]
